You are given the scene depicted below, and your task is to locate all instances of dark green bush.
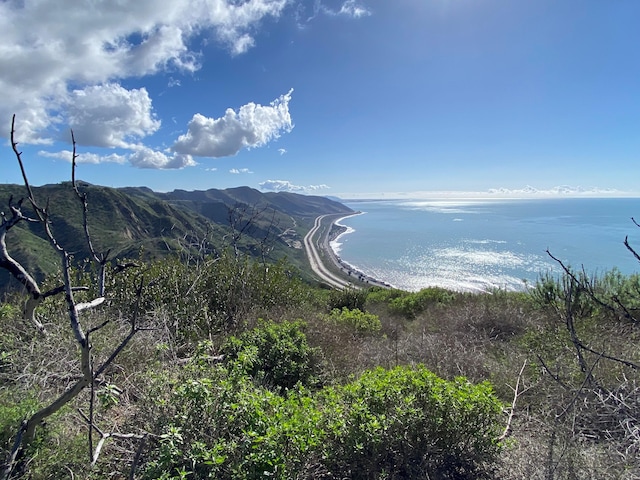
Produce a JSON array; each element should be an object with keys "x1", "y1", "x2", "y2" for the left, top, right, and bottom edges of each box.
[
  {"x1": 102, "y1": 253, "x2": 312, "y2": 341},
  {"x1": 326, "y1": 286, "x2": 368, "y2": 312},
  {"x1": 386, "y1": 287, "x2": 457, "y2": 318},
  {"x1": 144, "y1": 362, "x2": 504, "y2": 480},
  {"x1": 320, "y1": 365, "x2": 504, "y2": 479},
  {"x1": 328, "y1": 307, "x2": 382, "y2": 335},
  {"x1": 220, "y1": 320, "x2": 321, "y2": 391}
]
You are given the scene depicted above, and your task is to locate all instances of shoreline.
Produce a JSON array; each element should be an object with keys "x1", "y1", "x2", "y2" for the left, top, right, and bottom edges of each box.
[{"x1": 321, "y1": 213, "x2": 393, "y2": 289}]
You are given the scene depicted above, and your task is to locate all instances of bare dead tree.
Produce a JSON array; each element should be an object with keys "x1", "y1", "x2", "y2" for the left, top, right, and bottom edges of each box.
[
  {"x1": 537, "y1": 223, "x2": 640, "y2": 478},
  {"x1": 0, "y1": 116, "x2": 146, "y2": 480}
]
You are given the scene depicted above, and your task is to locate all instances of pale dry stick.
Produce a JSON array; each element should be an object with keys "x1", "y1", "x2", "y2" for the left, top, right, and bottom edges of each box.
[
  {"x1": 77, "y1": 409, "x2": 147, "y2": 467},
  {"x1": 499, "y1": 359, "x2": 529, "y2": 441}
]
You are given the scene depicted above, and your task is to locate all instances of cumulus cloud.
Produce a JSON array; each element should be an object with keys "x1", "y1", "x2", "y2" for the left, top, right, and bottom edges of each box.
[
  {"x1": 230, "y1": 168, "x2": 253, "y2": 174},
  {"x1": 259, "y1": 179, "x2": 330, "y2": 193},
  {"x1": 38, "y1": 145, "x2": 193, "y2": 169},
  {"x1": 128, "y1": 146, "x2": 196, "y2": 169},
  {"x1": 66, "y1": 84, "x2": 160, "y2": 148},
  {"x1": 173, "y1": 89, "x2": 294, "y2": 158},
  {"x1": 0, "y1": 0, "x2": 289, "y2": 143}
]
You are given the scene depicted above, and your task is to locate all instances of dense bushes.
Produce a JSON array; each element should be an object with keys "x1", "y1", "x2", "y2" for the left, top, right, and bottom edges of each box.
[
  {"x1": 319, "y1": 366, "x2": 503, "y2": 479},
  {"x1": 220, "y1": 320, "x2": 322, "y2": 391},
  {"x1": 327, "y1": 307, "x2": 382, "y2": 334},
  {"x1": 144, "y1": 342, "x2": 504, "y2": 480},
  {"x1": 367, "y1": 286, "x2": 456, "y2": 318},
  {"x1": 4, "y1": 247, "x2": 640, "y2": 479},
  {"x1": 99, "y1": 253, "x2": 312, "y2": 341}
]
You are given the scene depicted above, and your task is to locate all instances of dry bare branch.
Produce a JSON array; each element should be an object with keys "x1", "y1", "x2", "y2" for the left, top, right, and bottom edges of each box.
[{"x1": 499, "y1": 360, "x2": 528, "y2": 441}]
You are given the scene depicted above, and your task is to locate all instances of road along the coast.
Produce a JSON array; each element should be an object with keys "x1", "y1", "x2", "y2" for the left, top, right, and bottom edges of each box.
[{"x1": 304, "y1": 214, "x2": 355, "y2": 289}]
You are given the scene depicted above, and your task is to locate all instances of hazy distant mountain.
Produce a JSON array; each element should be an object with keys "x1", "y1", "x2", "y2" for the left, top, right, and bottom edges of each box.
[{"x1": 0, "y1": 183, "x2": 353, "y2": 290}]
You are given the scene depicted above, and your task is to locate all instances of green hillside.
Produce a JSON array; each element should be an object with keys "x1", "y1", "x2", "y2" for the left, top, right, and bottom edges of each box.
[{"x1": 0, "y1": 182, "x2": 353, "y2": 290}]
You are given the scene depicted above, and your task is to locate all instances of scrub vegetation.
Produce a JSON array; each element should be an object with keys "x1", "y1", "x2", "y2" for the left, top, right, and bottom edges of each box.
[
  {"x1": 3, "y1": 247, "x2": 640, "y2": 479},
  {"x1": 1, "y1": 124, "x2": 639, "y2": 479}
]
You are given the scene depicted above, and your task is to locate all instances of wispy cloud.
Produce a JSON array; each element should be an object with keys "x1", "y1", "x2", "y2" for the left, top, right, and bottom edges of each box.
[
  {"x1": 486, "y1": 185, "x2": 624, "y2": 197},
  {"x1": 278, "y1": 148, "x2": 287, "y2": 155},
  {"x1": 38, "y1": 150, "x2": 127, "y2": 165},
  {"x1": 297, "y1": 0, "x2": 371, "y2": 25},
  {"x1": 230, "y1": 168, "x2": 254, "y2": 174},
  {"x1": 259, "y1": 179, "x2": 330, "y2": 193},
  {"x1": 338, "y1": 0, "x2": 371, "y2": 18}
]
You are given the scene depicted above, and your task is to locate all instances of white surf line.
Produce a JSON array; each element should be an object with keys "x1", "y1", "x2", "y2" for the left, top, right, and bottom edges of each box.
[{"x1": 304, "y1": 215, "x2": 353, "y2": 289}]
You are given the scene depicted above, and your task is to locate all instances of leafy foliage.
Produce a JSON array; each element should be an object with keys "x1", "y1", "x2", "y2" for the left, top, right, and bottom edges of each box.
[
  {"x1": 320, "y1": 366, "x2": 504, "y2": 479},
  {"x1": 101, "y1": 253, "x2": 312, "y2": 341},
  {"x1": 367, "y1": 287, "x2": 456, "y2": 318},
  {"x1": 220, "y1": 320, "x2": 321, "y2": 391},
  {"x1": 328, "y1": 307, "x2": 382, "y2": 334},
  {"x1": 326, "y1": 286, "x2": 368, "y2": 311},
  {"x1": 144, "y1": 358, "x2": 504, "y2": 480}
]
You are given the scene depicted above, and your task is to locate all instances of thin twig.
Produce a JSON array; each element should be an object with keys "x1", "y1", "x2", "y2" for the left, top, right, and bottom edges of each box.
[{"x1": 499, "y1": 360, "x2": 527, "y2": 441}]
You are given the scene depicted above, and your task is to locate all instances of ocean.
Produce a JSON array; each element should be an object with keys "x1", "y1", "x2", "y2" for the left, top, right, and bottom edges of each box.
[{"x1": 331, "y1": 198, "x2": 640, "y2": 292}]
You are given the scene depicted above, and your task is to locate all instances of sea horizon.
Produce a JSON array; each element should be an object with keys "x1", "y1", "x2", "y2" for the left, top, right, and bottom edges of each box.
[{"x1": 330, "y1": 197, "x2": 640, "y2": 293}]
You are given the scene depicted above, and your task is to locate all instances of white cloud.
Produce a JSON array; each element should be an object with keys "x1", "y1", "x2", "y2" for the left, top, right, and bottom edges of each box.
[
  {"x1": 0, "y1": 0, "x2": 290, "y2": 143},
  {"x1": 128, "y1": 146, "x2": 196, "y2": 169},
  {"x1": 339, "y1": 0, "x2": 371, "y2": 18},
  {"x1": 230, "y1": 168, "x2": 254, "y2": 174},
  {"x1": 486, "y1": 185, "x2": 623, "y2": 197},
  {"x1": 66, "y1": 84, "x2": 160, "y2": 148},
  {"x1": 278, "y1": 148, "x2": 287, "y2": 155},
  {"x1": 173, "y1": 89, "x2": 294, "y2": 158},
  {"x1": 259, "y1": 179, "x2": 330, "y2": 193},
  {"x1": 307, "y1": 183, "x2": 331, "y2": 191},
  {"x1": 260, "y1": 180, "x2": 304, "y2": 192},
  {"x1": 38, "y1": 150, "x2": 127, "y2": 165},
  {"x1": 300, "y1": 0, "x2": 370, "y2": 23}
]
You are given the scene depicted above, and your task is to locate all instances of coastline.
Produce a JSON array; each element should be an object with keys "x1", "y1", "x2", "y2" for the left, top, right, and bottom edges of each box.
[{"x1": 323, "y1": 213, "x2": 393, "y2": 289}]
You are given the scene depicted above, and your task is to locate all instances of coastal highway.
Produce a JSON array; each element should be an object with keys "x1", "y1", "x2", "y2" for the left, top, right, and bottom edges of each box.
[{"x1": 304, "y1": 215, "x2": 354, "y2": 289}]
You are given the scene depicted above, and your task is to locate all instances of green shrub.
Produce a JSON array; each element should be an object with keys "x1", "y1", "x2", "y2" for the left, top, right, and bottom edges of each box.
[
  {"x1": 328, "y1": 307, "x2": 382, "y2": 334},
  {"x1": 326, "y1": 286, "x2": 368, "y2": 311},
  {"x1": 144, "y1": 363, "x2": 503, "y2": 480},
  {"x1": 320, "y1": 365, "x2": 504, "y2": 479},
  {"x1": 220, "y1": 320, "x2": 321, "y2": 391},
  {"x1": 365, "y1": 287, "x2": 405, "y2": 305},
  {"x1": 0, "y1": 393, "x2": 40, "y2": 450},
  {"x1": 388, "y1": 287, "x2": 456, "y2": 318},
  {"x1": 0, "y1": 302, "x2": 19, "y2": 320},
  {"x1": 102, "y1": 253, "x2": 312, "y2": 341},
  {"x1": 143, "y1": 365, "x2": 324, "y2": 480}
]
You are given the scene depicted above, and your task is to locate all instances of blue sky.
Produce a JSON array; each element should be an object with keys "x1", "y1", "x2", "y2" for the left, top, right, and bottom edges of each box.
[{"x1": 1, "y1": 0, "x2": 639, "y2": 199}]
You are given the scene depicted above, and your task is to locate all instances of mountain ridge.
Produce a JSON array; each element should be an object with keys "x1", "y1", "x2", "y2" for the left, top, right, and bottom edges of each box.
[{"x1": 0, "y1": 183, "x2": 353, "y2": 291}]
